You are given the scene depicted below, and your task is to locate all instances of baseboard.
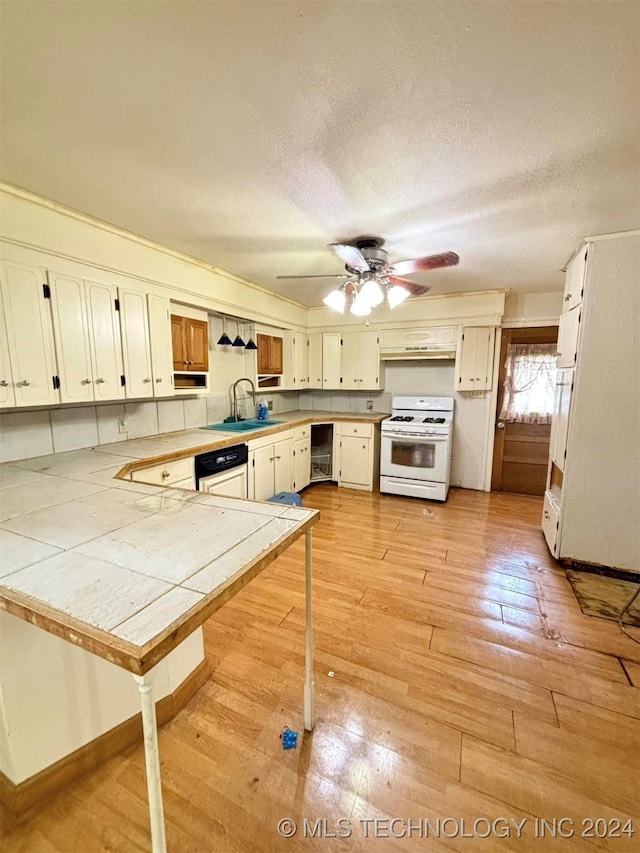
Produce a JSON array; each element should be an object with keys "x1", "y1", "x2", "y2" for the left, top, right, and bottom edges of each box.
[
  {"x1": 562, "y1": 558, "x2": 640, "y2": 584},
  {"x1": 0, "y1": 659, "x2": 209, "y2": 814}
]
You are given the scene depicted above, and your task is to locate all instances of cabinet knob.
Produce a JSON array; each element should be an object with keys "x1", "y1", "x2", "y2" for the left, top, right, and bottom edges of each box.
[
  {"x1": 476, "y1": 377, "x2": 481, "y2": 381},
  {"x1": 0, "y1": 380, "x2": 8, "y2": 387},
  {"x1": 143, "y1": 378, "x2": 152, "y2": 383},
  {"x1": 564, "y1": 293, "x2": 571, "y2": 302},
  {"x1": 544, "y1": 511, "x2": 550, "y2": 518},
  {"x1": 161, "y1": 470, "x2": 170, "y2": 479},
  {"x1": 362, "y1": 444, "x2": 366, "y2": 449},
  {"x1": 81, "y1": 378, "x2": 92, "y2": 385},
  {"x1": 497, "y1": 421, "x2": 505, "y2": 429},
  {"x1": 96, "y1": 378, "x2": 105, "y2": 384},
  {"x1": 156, "y1": 377, "x2": 163, "y2": 383},
  {"x1": 556, "y1": 351, "x2": 562, "y2": 358},
  {"x1": 20, "y1": 380, "x2": 30, "y2": 386}
]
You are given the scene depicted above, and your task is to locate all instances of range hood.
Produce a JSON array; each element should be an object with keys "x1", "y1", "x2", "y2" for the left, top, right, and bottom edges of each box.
[{"x1": 380, "y1": 326, "x2": 457, "y2": 361}]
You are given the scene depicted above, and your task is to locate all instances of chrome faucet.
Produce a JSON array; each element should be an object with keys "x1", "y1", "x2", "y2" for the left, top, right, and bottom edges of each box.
[{"x1": 232, "y1": 377, "x2": 257, "y2": 422}]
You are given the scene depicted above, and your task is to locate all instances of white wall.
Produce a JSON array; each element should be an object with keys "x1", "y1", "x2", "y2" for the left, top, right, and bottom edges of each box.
[
  {"x1": 0, "y1": 612, "x2": 204, "y2": 784},
  {"x1": 503, "y1": 291, "x2": 563, "y2": 326}
]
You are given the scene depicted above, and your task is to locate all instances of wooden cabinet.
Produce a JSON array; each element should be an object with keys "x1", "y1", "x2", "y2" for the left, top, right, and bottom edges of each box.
[
  {"x1": 293, "y1": 437, "x2": 311, "y2": 491},
  {"x1": 248, "y1": 432, "x2": 294, "y2": 500},
  {"x1": 341, "y1": 330, "x2": 381, "y2": 390},
  {"x1": 148, "y1": 295, "x2": 174, "y2": 396},
  {"x1": 256, "y1": 333, "x2": 283, "y2": 375},
  {"x1": 48, "y1": 271, "x2": 124, "y2": 403},
  {"x1": 171, "y1": 315, "x2": 209, "y2": 372},
  {"x1": 119, "y1": 288, "x2": 154, "y2": 398},
  {"x1": 556, "y1": 305, "x2": 581, "y2": 369},
  {"x1": 0, "y1": 261, "x2": 59, "y2": 407},
  {"x1": 308, "y1": 334, "x2": 323, "y2": 388},
  {"x1": 293, "y1": 331, "x2": 308, "y2": 388},
  {"x1": 334, "y1": 421, "x2": 378, "y2": 491},
  {"x1": 456, "y1": 326, "x2": 495, "y2": 391},
  {"x1": 563, "y1": 246, "x2": 587, "y2": 312}
]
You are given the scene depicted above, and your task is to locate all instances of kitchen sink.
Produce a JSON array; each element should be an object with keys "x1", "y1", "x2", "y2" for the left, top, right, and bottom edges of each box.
[{"x1": 201, "y1": 419, "x2": 284, "y2": 432}]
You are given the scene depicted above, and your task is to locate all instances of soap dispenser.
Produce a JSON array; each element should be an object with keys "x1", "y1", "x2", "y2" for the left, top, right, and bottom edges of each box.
[{"x1": 257, "y1": 400, "x2": 268, "y2": 420}]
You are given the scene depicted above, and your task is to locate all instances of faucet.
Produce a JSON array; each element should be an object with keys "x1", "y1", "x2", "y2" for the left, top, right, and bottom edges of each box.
[{"x1": 232, "y1": 378, "x2": 257, "y2": 422}]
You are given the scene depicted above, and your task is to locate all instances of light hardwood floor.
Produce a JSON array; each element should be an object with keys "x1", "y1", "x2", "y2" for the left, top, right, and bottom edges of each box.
[{"x1": 2, "y1": 485, "x2": 639, "y2": 851}]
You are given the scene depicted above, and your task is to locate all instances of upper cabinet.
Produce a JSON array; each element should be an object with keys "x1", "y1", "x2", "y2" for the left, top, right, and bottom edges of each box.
[
  {"x1": 148, "y1": 295, "x2": 174, "y2": 396},
  {"x1": 341, "y1": 330, "x2": 382, "y2": 390},
  {"x1": 0, "y1": 261, "x2": 59, "y2": 407},
  {"x1": 563, "y1": 246, "x2": 587, "y2": 312},
  {"x1": 257, "y1": 333, "x2": 283, "y2": 376},
  {"x1": 48, "y1": 271, "x2": 124, "y2": 403},
  {"x1": 308, "y1": 334, "x2": 323, "y2": 388},
  {"x1": 321, "y1": 333, "x2": 341, "y2": 390},
  {"x1": 172, "y1": 314, "x2": 209, "y2": 372},
  {"x1": 0, "y1": 288, "x2": 16, "y2": 407},
  {"x1": 556, "y1": 304, "x2": 581, "y2": 369},
  {"x1": 119, "y1": 288, "x2": 154, "y2": 398},
  {"x1": 455, "y1": 326, "x2": 495, "y2": 391},
  {"x1": 292, "y1": 331, "x2": 308, "y2": 389}
]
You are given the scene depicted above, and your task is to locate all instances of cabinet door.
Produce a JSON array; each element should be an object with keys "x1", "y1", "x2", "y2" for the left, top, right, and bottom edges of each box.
[
  {"x1": 457, "y1": 327, "x2": 495, "y2": 391},
  {"x1": 322, "y1": 333, "x2": 341, "y2": 389},
  {"x1": 340, "y1": 333, "x2": 360, "y2": 389},
  {"x1": 256, "y1": 334, "x2": 271, "y2": 375},
  {"x1": 185, "y1": 318, "x2": 209, "y2": 371},
  {"x1": 293, "y1": 331, "x2": 308, "y2": 389},
  {"x1": 357, "y1": 330, "x2": 381, "y2": 390},
  {"x1": 119, "y1": 288, "x2": 153, "y2": 398},
  {"x1": 171, "y1": 315, "x2": 186, "y2": 370},
  {"x1": 86, "y1": 280, "x2": 124, "y2": 401},
  {"x1": 556, "y1": 305, "x2": 581, "y2": 369},
  {"x1": 563, "y1": 246, "x2": 587, "y2": 312},
  {"x1": 0, "y1": 262, "x2": 59, "y2": 407},
  {"x1": 293, "y1": 438, "x2": 311, "y2": 491},
  {"x1": 551, "y1": 369, "x2": 573, "y2": 472},
  {"x1": 148, "y1": 295, "x2": 174, "y2": 396},
  {"x1": 308, "y1": 334, "x2": 323, "y2": 387},
  {"x1": 339, "y1": 435, "x2": 371, "y2": 487},
  {"x1": 0, "y1": 288, "x2": 16, "y2": 407},
  {"x1": 274, "y1": 436, "x2": 294, "y2": 494},
  {"x1": 252, "y1": 444, "x2": 275, "y2": 501},
  {"x1": 48, "y1": 271, "x2": 93, "y2": 403},
  {"x1": 270, "y1": 336, "x2": 283, "y2": 375}
]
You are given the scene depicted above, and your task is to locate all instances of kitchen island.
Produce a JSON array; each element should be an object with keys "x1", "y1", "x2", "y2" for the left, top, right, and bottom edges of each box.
[{"x1": 0, "y1": 447, "x2": 318, "y2": 852}]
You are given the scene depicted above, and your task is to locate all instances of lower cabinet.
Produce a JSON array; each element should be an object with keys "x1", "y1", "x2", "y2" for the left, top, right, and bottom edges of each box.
[
  {"x1": 248, "y1": 433, "x2": 294, "y2": 500},
  {"x1": 542, "y1": 490, "x2": 560, "y2": 557},
  {"x1": 334, "y1": 422, "x2": 378, "y2": 491},
  {"x1": 130, "y1": 457, "x2": 194, "y2": 489},
  {"x1": 293, "y1": 437, "x2": 311, "y2": 491}
]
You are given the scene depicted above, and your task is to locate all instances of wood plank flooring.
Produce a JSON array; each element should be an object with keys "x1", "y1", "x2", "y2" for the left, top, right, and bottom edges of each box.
[{"x1": 2, "y1": 485, "x2": 639, "y2": 851}]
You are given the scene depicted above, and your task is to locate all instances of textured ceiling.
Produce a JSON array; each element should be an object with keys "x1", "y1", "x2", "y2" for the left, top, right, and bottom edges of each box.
[{"x1": 1, "y1": 1, "x2": 638, "y2": 307}]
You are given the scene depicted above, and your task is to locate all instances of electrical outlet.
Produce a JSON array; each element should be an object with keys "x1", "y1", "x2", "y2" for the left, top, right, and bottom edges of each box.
[
  {"x1": 267, "y1": 400, "x2": 273, "y2": 411},
  {"x1": 118, "y1": 415, "x2": 128, "y2": 434},
  {"x1": 366, "y1": 399, "x2": 374, "y2": 411}
]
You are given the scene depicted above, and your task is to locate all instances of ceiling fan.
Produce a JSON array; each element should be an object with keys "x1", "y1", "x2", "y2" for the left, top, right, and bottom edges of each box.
[{"x1": 276, "y1": 237, "x2": 459, "y2": 316}]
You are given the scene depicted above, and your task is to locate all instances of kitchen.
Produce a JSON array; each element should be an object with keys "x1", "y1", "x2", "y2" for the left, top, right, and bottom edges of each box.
[{"x1": 1, "y1": 2, "x2": 639, "y2": 851}]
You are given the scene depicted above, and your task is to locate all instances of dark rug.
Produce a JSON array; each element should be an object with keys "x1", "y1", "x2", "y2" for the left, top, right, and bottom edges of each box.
[{"x1": 566, "y1": 569, "x2": 640, "y2": 627}]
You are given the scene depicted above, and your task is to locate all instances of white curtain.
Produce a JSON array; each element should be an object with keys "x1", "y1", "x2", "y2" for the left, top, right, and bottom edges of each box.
[{"x1": 499, "y1": 343, "x2": 557, "y2": 424}]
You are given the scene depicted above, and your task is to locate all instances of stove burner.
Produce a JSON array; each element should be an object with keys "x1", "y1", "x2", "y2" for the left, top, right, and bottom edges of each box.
[
  {"x1": 423, "y1": 417, "x2": 446, "y2": 424},
  {"x1": 390, "y1": 415, "x2": 414, "y2": 422}
]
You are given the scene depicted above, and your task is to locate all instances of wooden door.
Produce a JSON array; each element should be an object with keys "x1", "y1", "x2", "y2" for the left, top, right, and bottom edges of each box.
[
  {"x1": 491, "y1": 326, "x2": 558, "y2": 496},
  {"x1": 185, "y1": 318, "x2": 209, "y2": 371},
  {"x1": 48, "y1": 271, "x2": 94, "y2": 403},
  {"x1": 86, "y1": 280, "x2": 124, "y2": 401},
  {"x1": 119, "y1": 288, "x2": 153, "y2": 398},
  {"x1": 269, "y1": 336, "x2": 283, "y2": 374},
  {"x1": 1, "y1": 262, "x2": 59, "y2": 407},
  {"x1": 256, "y1": 334, "x2": 271, "y2": 375},
  {"x1": 171, "y1": 315, "x2": 186, "y2": 370},
  {"x1": 148, "y1": 295, "x2": 174, "y2": 396},
  {"x1": 308, "y1": 334, "x2": 322, "y2": 387}
]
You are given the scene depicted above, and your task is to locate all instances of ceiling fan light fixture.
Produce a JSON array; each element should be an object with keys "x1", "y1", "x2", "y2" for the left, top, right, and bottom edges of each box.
[
  {"x1": 360, "y1": 276, "x2": 384, "y2": 308},
  {"x1": 387, "y1": 284, "x2": 411, "y2": 309},
  {"x1": 323, "y1": 288, "x2": 346, "y2": 313},
  {"x1": 350, "y1": 288, "x2": 372, "y2": 317}
]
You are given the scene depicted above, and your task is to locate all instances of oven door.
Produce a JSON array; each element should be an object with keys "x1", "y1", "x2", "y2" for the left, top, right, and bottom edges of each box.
[{"x1": 380, "y1": 431, "x2": 449, "y2": 483}]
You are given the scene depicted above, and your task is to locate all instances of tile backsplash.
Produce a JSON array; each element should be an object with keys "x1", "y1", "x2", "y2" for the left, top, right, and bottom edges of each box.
[{"x1": 0, "y1": 391, "x2": 301, "y2": 463}]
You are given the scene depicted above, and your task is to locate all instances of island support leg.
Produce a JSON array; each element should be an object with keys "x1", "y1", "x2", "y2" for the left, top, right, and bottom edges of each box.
[
  {"x1": 133, "y1": 673, "x2": 167, "y2": 853},
  {"x1": 304, "y1": 528, "x2": 314, "y2": 731}
]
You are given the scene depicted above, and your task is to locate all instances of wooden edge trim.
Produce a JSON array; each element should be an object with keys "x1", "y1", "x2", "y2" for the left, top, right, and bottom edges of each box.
[
  {"x1": 0, "y1": 512, "x2": 319, "y2": 676},
  {"x1": 0, "y1": 659, "x2": 209, "y2": 815}
]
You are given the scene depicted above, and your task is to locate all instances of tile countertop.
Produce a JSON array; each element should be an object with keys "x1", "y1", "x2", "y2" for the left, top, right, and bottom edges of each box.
[{"x1": 0, "y1": 444, "x2": 319, "y2": 674}]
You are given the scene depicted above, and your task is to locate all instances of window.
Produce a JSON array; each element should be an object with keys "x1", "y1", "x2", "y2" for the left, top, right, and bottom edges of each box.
[{"x1": 499, "y1": 343, "x2": 557, "y2": 424}]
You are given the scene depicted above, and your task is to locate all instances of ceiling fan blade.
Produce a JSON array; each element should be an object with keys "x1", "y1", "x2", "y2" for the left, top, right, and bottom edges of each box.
[
  {"x1": 275, "y1": 273, "x2": 349, "y2": 279},
  {"x1": 329, "y1": 243, "x2": 370, "y2": 272},
  {"x1": 392, "y1": 251, "x2": 459, "y2": 276},
  {"x1": 389, "y1": 275, "x2": 430, "y2": 296}
]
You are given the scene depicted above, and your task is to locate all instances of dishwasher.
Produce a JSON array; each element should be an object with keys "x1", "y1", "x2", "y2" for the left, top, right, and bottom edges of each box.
[{"x1": 194, "y1": 443, "x2": 249, "y2": 498}]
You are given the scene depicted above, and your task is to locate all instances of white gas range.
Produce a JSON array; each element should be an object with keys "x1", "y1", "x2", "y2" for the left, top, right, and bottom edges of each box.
[{"x1": 380, "y1": 396, "x2": 454, "y2": 502}]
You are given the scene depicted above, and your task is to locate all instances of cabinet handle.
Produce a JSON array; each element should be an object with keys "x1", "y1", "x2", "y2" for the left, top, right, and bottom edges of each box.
[
  {"x1": 362, "y1": 444, "x2": 366, "y2": 449},
  {"x1": 161, "y1": 470, "x2": 170, "y2": 479},
  {"x1": 476, "y1": 377, "x2": 481, "y2": 381},
  {"x1": 556, "y1": 351, "x2": 561, "y2": 357},
  {"x1": 0, "y1": 380, "x2": 8, "y2": 387},
  {"x1": 95, "y1": 378, "x2": 105, "y2": 384},
  {"x1": 80, "y1": 378, "x2": 92, "y2": 385},
  {"x1": 544, "y1": 511, "x2": 550, "y2": 518},
  {"x1": 20, "y1": 380, "x2": 30, "y2": 386},
  {"x1": 564, "y1": 293, "x2": 571, "y2": 302},
  {"x1": 155, "y1": 378, "x2": 163, "y2": 383},
  {"x1": 143, "y1": 378, "x2": 152, "y2": 383}
]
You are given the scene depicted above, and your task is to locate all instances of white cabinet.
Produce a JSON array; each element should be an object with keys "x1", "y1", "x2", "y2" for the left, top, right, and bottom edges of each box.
[
  {"x1": 199, "y1": 468, "x2": 247, "y2": 499},
  {"x1": 341, "y1": 330, "x2": 381, "y2": 390},
  {"x1": 542, "y1": 490, "x2": 560, "y2": 557},
  {"x1": 293, "y1": 437, "x2": 311, "y2": 491},
  {"x1": 292, "y1": 331, "x2": 308, "y2": 389},
  {"x1": 248, "y1": 432, "x2": 294, "y2": 500},
  {"x1": 0, "y1": 261, "x2": 59, "y2": 407},
  {"x1": 456, "y1": 326, "x2": 495, "y2": 391},
  {"x1": 130, "y1": 456, "x2": 194, "y2": 488},
  {"x1": 119, "y1": 287, "x2": 153, "y2": 398},
  {"x1": 563, "y1": 246, "x2": 587, "y2": 312},
  {"x1": 556, "y1": 305, "x2": 581, "y2": 369},
  {"x1": 148, "y1": 294, "x2": 174, "y2": 396},
  {"x1": 550, "y1": 369, "x2": 573, "y2": 472},
  {"x1": 48, "y1": 271, "x2": 124, "y2": 403},
  {"x1": 0, "y1": 288, "x2": 16, "y2": 407},
  {"x1": 334, "y1": 421, "x2": 377, "y2": 491},
  {"x1": 308, "y1": 332, "x2": 341, "y2": 390}
]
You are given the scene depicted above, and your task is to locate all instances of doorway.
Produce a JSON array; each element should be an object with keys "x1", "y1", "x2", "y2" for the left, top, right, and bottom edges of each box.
[{"x1": 491, "y1": 326, "x2": 559, "y2": 496}]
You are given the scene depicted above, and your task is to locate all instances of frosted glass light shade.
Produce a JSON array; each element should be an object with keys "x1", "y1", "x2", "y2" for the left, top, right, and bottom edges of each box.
[
  {"x1": 350, "y1": 290, "x2": 372, "y2": 316},
  {"x1": 323, "y1": 288, "x2": 346, "y2": 313},
  {"x1": 360, "y1": 277, "x2": 384, "y2": 307},
  {"x1": 387, "y1": 285, "x2": 410, "y2": 309}
]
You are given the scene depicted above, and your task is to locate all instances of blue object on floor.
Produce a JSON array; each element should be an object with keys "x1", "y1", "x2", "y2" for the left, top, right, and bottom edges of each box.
[
  {"x1": 281, "y1": 727, "x2": 298, "y2": 749},
  {"x1": 268, "y1": 491, "x2": 302, "y2": 507}
]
